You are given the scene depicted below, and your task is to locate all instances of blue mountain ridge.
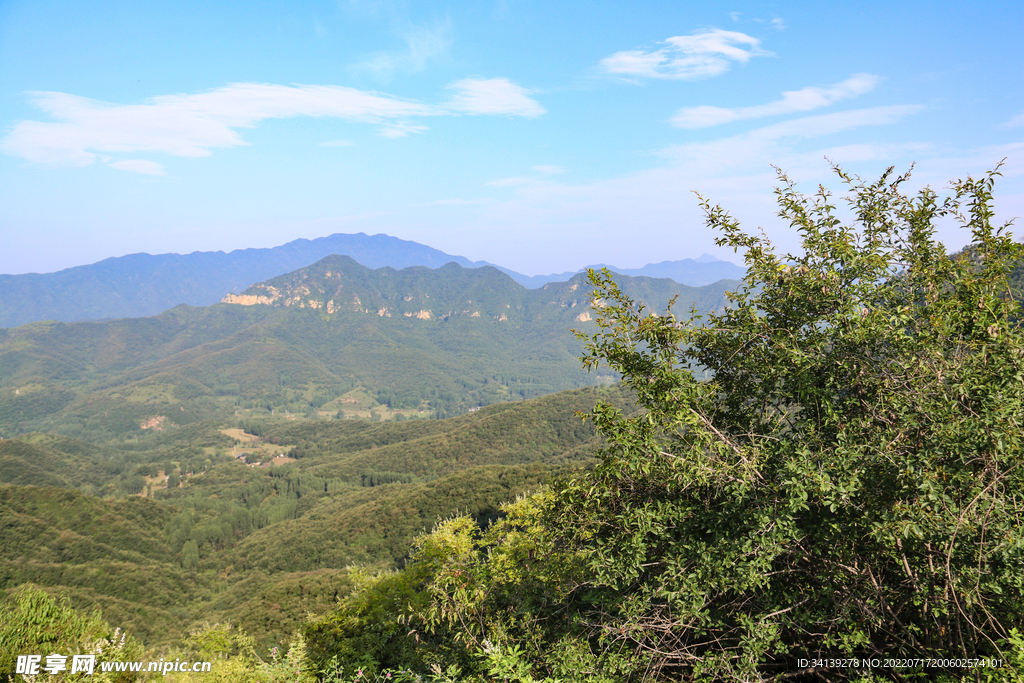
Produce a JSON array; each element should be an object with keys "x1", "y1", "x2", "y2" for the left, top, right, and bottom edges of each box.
[{"x1": 0, "y1": 232, "x2": 744, "y2": 328}]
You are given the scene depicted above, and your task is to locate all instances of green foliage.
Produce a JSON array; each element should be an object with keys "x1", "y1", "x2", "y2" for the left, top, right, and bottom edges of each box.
[
  {"x1": 540, "y1": 165, "x2": 1024, "y2": 679},
  {"x1": 0, "y1": 584, "x2": 144, "y2": 682},
  {"x1": 311, "y1": 165, "x2": 1024, "y2": 682},
  {"x1": 1, "y1": 387, "x2": 634, "y2": 659}
]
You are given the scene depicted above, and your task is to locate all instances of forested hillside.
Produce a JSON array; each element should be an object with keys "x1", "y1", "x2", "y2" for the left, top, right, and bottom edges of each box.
[
  {"x1": 0, "y1": 385, "x2": 635, "y2": 653},
  {"x1": 0, "y1": 232, "x2": 494, "y2": 328},
  {"x1": 0, "y1": 230, "x2": 746, "y2": 328},
  {"x1": 0, "y1": 259, "x2": 734, "y2": 440}
]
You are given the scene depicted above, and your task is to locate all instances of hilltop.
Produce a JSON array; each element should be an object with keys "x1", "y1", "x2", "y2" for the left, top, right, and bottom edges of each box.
[{"x1": 0, "y1": 232, "x2": 493, "y2": 328}]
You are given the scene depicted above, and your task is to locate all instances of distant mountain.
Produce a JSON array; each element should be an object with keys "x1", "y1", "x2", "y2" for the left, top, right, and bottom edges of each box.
[
  {"x1": 0, "y1": 257, "x2": 738, "y2": 440},
  {"x1": 0, "y1": 232, "x2": 494, "y2": 328},
  {"x1": 0, "y1": 232, "x2": 746, "y2": 328},
  {"x1": 512, "y1": 254, "x2": 746, "y2": 288},
  {"x1": 222, "y1": 254, "x2": 735, "y2": 328}
]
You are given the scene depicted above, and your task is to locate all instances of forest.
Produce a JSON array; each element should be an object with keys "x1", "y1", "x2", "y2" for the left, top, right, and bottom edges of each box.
[{"x1": 3, "y1": 166, "x2": 1024, "y2": 682}]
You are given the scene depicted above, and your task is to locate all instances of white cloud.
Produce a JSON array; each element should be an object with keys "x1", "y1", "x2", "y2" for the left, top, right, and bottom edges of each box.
[
  {"x1": 770, "y1": 18, "x2": 786, "y2": 31},
  {"x1": 658, "y1": 106, "x2": 924, "y2": 178},
  {"x1": 108, "y1": 159, "x2": 166, "y2": 175},
  {"x1": 748, "y1": 105, "x2": 923, "y2": 140},
  {"x1": 434, "y1": 105, "x2": 1017, "y2": 275},
  {"x1": 600, "y1": 28, "x2": 770, "y2": 81},
  {"x1": 2, "y1": 79, "x2": 543, "y2": 168},
  {"x1": 999, "y1": 111, "x2": 1024, "y2": 128},
  {"x1": 351, "y1": 20, "x2": 452, "y2": 81},
  {"x1": 672, "y1": 73, "x2": 881, "y2": 128},
  {"x1": 443, "y1": 78, "x2": 546, "y2": 116},
  {"x1": 377, "y1": 122, "x2": 429, "y2": 138}
]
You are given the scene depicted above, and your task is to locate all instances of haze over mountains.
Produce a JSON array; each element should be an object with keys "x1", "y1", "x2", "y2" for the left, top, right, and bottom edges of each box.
[
  {"x1": 0, "y1": 231, "x2": 744, "y2": 328},
  {"x1": 0, "y1": 255, "x2": 737, "y2": 441}
]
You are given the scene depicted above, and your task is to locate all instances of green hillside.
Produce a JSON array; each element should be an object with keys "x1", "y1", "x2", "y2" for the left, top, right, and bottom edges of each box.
[
  {"x1": 0, "y1": 385, "x2": 635, "y2": 653},
  {"x1": 0, "y1": 258, "x2": 732, "y2": 441}
]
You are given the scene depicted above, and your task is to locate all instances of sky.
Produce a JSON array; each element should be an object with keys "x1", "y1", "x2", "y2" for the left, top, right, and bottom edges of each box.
[{"x1": 1, "y1": 0, "x2": 1022, "y2": 276}]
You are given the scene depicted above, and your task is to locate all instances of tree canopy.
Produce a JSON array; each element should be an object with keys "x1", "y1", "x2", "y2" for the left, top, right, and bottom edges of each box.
[
  {"x1": 307, "y1": 164, "x2": 1024, "y2": 682},
  {"x1": 544, "y1": 164, "x2": 1024, "y2": 680}
]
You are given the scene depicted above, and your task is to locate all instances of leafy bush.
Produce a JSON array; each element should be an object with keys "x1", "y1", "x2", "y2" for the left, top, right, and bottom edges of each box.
[
  {"x1": 541, "y1": 165, "x2": 1024, "y2": 679},
  {"x1": 0, "y1": 584, "x2": 144, "y2": 683},
  {"x1": 311, "y1": 165, "x2": 1024, "y2": 682}
]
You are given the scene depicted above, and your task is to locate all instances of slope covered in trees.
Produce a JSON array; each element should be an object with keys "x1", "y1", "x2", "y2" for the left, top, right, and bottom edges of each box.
[
  {"x1": 3, "y1": 166, "x2": 1023, "y2": 682},
  {"x1": 0, "y1": 232, "x2": 496, "y2": 328},
  {"x1": 0, "y1": 260, "x2": 733, "y2": 440},
  {"x1": 0, "y1": 385, "x2": 635, "y2": 653}
]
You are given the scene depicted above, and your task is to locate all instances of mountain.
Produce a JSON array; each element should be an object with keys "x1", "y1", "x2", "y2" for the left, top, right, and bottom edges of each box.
[
  {"x1": 0, "y1": 232, "x2": 496, "y2": 328},
  {"x1": 0, "y1": 231, "x2": 747, "y2": 328},
  {"x1": 0, "y1": 257, "x2": 737, "y2": 441},
  {"x1": 512, "y1": 254, "x2": 746, "y2": 288}
]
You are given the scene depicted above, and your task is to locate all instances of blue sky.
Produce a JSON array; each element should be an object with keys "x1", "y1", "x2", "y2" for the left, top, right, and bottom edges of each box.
[{"x1": 1, "y1": 0, "x2": 1022, "y2": 276}]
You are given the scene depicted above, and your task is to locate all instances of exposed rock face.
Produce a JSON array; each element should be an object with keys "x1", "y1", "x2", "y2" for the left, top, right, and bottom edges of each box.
[
  {"x1": 221, "y1": 293, "x2": 277, "y2": 306},
  {"x1": 140, "y1": 415, "x2": 168, "y2": 430}
]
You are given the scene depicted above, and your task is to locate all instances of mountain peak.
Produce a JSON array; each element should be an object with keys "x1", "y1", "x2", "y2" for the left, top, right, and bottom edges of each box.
[{"x1": 221, "y1": 255, "x2": 525, "y2": 321}]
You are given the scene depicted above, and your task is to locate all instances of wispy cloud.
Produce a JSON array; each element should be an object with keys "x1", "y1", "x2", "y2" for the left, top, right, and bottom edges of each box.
[
  {"x1": 661, "y1": 105, "x2": 925, "y2": 175},
  {"x1": 600, "y1": 28, "x2": 771, "y2": 81},
  {"x1": 2, "y1": 79, "x2": 544, "y2": 173},
  {"x1": 745, "y1": 105, "x2": 922, "y2": 141},
  {"x1": 770, "y1": 18, "x2": 786, "y2": 31},
  {"x1": 351, "y1": 20, "x2": 452, "y2": 81},
  {"x1": 999, "y1": 111, "x2": 1024, "y2": 128},
  {"x1": 377, "y1": 122, "x2": 429, "y2": 138},
  {"x1": 672, "y1": 73, "x2": 881, "y2": 128},
  {"x1": 486, "y1": 176, "x2": 532, "y2": 187},
  {"x1": 108, "y1": 159, "x2": 166, "y2": 175},
  {"x1": 444, "y1": 78, "x2": 546, "y2": 116},
  {"x1": 444, "y1": 104, "x2": 947, "y2": 273}
]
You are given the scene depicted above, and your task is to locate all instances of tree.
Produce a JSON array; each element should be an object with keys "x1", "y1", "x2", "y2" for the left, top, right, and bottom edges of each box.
[
  {"x1": 304, "y1": 165, "x2": 1024, "y2": 683},
  {"x1": 544, "y1": 164, "x2": 1024, "y2": 680},
  {"x1": 182, "y1": 539, "x2": 200, "y2": 570}
]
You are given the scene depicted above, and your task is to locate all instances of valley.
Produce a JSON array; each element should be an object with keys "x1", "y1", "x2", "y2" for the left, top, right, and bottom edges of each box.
[{"x1": 0, "y1": 384, "x2": 636, "y2": 653}]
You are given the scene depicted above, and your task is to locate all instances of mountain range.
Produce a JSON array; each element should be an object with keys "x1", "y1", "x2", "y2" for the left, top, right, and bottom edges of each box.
[
  {"x1": 0, "y1": 255, "x2": 737, "y2": 441},
  {"x1": 0, "y1": 232, "x2": 745, "y2": 328}
]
